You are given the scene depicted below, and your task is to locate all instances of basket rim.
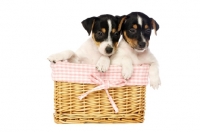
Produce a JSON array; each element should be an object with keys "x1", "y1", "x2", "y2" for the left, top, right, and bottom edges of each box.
[{"x1": 50, "y1": 61, "x2": 149, "y2": 85}]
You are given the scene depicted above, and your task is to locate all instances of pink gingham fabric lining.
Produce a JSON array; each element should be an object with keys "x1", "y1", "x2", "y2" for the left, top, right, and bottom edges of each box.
[{"x1": 50, "y1": 60, "x2": 149, "y2": 86}]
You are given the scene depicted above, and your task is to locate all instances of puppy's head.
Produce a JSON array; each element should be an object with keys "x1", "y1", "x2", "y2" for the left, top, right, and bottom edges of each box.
[
  {"x1": 122, "y1": 12, "x2": 159, "y2": 52},
  {"x1": 82, "y1": 14, "x2": 126, "y2": 56}
]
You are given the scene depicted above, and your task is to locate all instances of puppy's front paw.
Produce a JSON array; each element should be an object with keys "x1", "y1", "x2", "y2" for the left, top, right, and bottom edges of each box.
[
  {"x1": 48, "y1": 54, "x2": 64, "y2": 63},
  {"x1": 96, "y1": 56, "x2": 110, "y2": 72},
  {"x1": 150, "y1": 75, "x2": 161, "y2": 89},
  {"x1": 122, "y1": 65, "x2": 134, "y2": 80}
]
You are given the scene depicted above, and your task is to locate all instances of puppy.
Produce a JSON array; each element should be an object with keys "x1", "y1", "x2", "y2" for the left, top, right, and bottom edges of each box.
[
  {"x1": 48, "y1": 14, "x2": 125, "y2": 72},
  {"x1": 110, "y1": 12, "x2": 161, "y2": 89}
]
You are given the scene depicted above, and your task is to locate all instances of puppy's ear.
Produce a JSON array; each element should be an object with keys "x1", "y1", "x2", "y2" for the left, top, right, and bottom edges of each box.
[
  {"x1": 151, "y1": 18, "x2": 159, "y2": 35},
  {"x1": 115, "y1": 15, "x2": 126, "y2": 32},
  {"x1": 81, "y1": 17, "x2": 97, "y2": 36}
]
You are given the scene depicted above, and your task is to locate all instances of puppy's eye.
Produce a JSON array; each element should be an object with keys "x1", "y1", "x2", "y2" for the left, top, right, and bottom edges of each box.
[
  {"x1": 129, "y1": 28, "x2": 136, "y2": 34},
  {"x1": 145, "y1": 29, "x2": 151, "y2": 34},
  {"x1": 97, "y1": 31, "x2": 103, "y2": 37}
]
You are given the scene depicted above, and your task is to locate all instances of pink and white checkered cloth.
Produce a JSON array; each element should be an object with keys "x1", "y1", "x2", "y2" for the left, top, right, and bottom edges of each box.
[
  {"x1": 50, "y1": 61, "x2": 149, "y2": 85},
  {"x1": 50, "y1": 60, "x2": 149, "y2": 113}
]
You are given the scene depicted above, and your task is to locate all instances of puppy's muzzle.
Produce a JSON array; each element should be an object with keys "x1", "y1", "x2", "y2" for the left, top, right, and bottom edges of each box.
[
  {"x1": 135, "y1": 42, "x2": 147, "y2": 52},
  {"x1": 105, "y1": 46, "x2": 113, "y2": 54},
  {"x1": 138, "y1": 42, "x2": 146, "y2": 49}
]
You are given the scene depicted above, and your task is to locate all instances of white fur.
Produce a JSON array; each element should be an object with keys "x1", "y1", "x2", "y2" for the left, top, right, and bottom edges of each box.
[
  {"x1": 48, "y1": 38, "x2": 111, "y2": 72},
  {"x1": 137, "y1": 15, "x2": 142, "y2": 26},
  {"x1": 141, "y1": 33, "x2": 146, "y2": 42},
  {"x1": 96, "y1": 56, "x2": 110, "y2": 72},
  {"x1": 135, "y1": 48, "x2": 146, "y2": 52},
  {"x1": 110, "y1": 38, "x2": 161, "y2": 89},
  {"x1": 107, "y1": 20, "x2": 112, "y2": 44},
  {"x1": 48, "y1": 19, "x2": 115, "y2": 72},
  {"x1": 98, "y1": 20, "x2": 114, "y2": 56}
]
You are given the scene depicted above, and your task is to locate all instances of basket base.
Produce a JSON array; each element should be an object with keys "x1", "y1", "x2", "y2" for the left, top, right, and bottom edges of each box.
[
  {"x1": 54, "y1": 114, "x2": 145, "y2": 124},
  {"x1": 54, "y1": 82, "x2": 146, "y2": 123}
]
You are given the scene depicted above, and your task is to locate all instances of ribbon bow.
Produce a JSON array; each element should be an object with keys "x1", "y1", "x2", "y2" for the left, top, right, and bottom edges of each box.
[{"x1": 78, "y1": 74, "x2": 127, "y2": 113}]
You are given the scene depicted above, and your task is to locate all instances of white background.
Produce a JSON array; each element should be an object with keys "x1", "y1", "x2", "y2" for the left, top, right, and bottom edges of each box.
[{"x1": 0, "y1": 0, "x2": 200, "y2": 131}]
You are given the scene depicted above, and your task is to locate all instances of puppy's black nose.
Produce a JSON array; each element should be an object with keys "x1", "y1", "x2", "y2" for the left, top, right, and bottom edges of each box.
[
  {"x1": 138, "y1": 42, "x2": 146, "y2": 48},
  {"x1": 105, "y1": 46, "x2": 113, "y2": 54}
]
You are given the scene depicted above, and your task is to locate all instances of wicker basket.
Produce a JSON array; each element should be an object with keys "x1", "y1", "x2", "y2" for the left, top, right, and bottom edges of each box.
[{"x1": 51, "y1": 61, "x2": 149, "y2": 123}]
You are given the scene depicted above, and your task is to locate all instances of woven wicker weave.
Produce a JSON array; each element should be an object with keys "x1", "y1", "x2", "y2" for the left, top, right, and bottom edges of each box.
[{"x1": 54, "y1": 81, "x2": 146, "y2": 123}]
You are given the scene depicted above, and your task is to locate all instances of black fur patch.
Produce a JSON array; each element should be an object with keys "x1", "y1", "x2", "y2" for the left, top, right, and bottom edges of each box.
[{"x1": 82, "y1": 14, "x2": 125, "y2": 45}]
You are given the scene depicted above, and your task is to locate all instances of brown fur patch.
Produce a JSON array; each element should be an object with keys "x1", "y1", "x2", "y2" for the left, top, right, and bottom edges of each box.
[
  {"x1": 112, "y1": 28, "x2": 116, "y2": 33},
  {"x1": 151, "y1": 19, "x2": 157, "y2": 35},
  {"x1": 123, "y1": 31, "x2": 137, "y2": 48},
  {"x1": 92, "y1": 33, "x2": 100, "y2": 46},
  {"x1": 133, "y1": 24, "x2": 137, "y2": 29},
  {"x1": 113, "y1": 42, "x2": 118, "y2": 52},
  {"x1": 145, "y1": 25, "x2": 148, "y2": 29},
  {"x1": 118, "y1": 16, "x2": 126, "y2": 31},
  {"x1": 113, "y1": 42, "x2": 118, "y2": 48},
  {"x1": 101, "y1": 28, "x2": 106, "y2": 33}
]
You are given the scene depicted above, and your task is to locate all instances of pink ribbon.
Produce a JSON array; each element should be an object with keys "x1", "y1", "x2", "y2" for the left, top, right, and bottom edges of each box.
[{"x1": 78, "y1": 74, "x2": 127, "y2": 113}]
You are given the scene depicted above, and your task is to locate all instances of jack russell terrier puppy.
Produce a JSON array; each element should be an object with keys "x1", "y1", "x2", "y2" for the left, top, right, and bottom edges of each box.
[
  {"x1": 110, "y1": 12, "x2": 161, "y2": 89},
  {"x1": 48, "y1": 14, "x2": 125, "y2": 72}
]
